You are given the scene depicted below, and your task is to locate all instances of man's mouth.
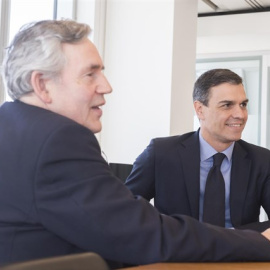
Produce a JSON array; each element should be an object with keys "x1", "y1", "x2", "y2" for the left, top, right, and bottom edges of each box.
[{"x1": 226, "y1": 123, "x2": 242, "y2": 127}]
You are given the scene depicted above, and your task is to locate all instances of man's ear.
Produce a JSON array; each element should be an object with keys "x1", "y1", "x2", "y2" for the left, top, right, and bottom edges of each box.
[
  {"x1": 30, "y1": 71, "x2": 52, "y2": 103},
  {"x1": 193, "y1": 100, "x2": 204, "y2": 120}
]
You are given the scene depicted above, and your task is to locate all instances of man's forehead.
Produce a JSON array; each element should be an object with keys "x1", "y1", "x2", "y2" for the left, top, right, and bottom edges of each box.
[
  {"x1": 209, "y1": 84, "x2": 247, "y2": 102},
  {"x1": 210, "y1": 83, "x2": 245, "y2": 95}
]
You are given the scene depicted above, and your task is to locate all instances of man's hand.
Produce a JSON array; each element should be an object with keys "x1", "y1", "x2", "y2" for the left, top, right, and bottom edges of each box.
[{"x1": 261, "y1": 228, "x2": 270, "y2": 240}]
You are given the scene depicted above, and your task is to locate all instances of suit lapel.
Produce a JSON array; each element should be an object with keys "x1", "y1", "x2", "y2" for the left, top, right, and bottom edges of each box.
[
  {"x1": 177, "y1": 131, "x2": 201, "y2": 219},
  {"x1": 230, "y1": 142, "x2": 251, "y2": 227}
]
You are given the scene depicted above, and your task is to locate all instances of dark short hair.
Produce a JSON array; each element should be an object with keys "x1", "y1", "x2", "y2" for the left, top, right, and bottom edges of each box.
[{"x1": 192, "y1": 68, "x2": 243, "y2": 106}]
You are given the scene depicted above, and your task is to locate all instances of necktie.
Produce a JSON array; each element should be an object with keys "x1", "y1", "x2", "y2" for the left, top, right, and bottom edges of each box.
[{"x1": 203, "y1": 153, "x2": 226, "y2": 227}]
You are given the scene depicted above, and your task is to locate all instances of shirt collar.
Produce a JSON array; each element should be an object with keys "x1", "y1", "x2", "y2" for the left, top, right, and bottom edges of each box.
[{"x1": 199, "y1": 130, "x2": 234, "y2": 162}]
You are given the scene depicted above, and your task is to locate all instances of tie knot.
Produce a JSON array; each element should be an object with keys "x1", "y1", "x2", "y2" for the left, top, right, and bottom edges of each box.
[{"x1": 213, "y1": 153, "x2": 225, "y2": 167}]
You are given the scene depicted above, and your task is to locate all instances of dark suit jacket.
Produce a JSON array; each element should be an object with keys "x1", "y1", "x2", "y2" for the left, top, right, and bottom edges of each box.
[
  {"x1": 2, "y1": 102, "x2": 270, "y2": 268},
  {"x1": 126, "y1": 130, "x2": 270, "y2": 232}
]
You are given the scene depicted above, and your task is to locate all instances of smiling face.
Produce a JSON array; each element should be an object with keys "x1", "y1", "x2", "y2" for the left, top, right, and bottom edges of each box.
[
  {"x1": 194, "y1": 83, "x2": 248, "y2": 152},
  {"x1": 44, "y1": 38, "x2": 112, "y2": 133}
]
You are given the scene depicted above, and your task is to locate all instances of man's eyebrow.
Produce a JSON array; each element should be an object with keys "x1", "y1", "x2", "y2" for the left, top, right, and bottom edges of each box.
[
  {"x1": 89, "y1": 64, "x2": 105, "y2": 71},
  {"x1": 81, "y1": 64, "x2": 105, "y2": 74},
  {"x1": 218, "y1": 99, "x2": 249, "y2": 105}
]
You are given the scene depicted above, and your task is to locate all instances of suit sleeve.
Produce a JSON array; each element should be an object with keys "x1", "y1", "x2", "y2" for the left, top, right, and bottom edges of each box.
[
  {"x1": 234, "y1": 145, "x2": 270, "y2": 232},
  {"x1": 34, "y1": 123, "x2": 270, "y2": 265},
  {"x1": 236, "y1": 174, "x2": 270, "y2": 232},
  {"x1": 125, "y1": 139, "x2": 156, "y2": 200},
  {"x1": 261, "y1": 173, "x2": 270, "y2": 221}
]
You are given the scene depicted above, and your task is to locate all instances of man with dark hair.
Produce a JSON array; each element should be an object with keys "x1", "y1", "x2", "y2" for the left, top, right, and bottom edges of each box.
[{"x1": 126, "y1": 68, "x2": 270, "y2": 232}]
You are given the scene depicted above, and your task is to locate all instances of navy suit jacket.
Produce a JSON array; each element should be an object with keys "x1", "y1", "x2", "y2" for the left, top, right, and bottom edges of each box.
[
  {"x1": 2, "y1": 102, "x2": 270, "y2": 268},
  {"x1": 126, "y1": 131, "x2": 270, "y2": 232}
]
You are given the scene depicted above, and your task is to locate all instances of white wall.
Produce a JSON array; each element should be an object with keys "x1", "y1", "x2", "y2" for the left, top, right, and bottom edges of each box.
[
  {"x1": 170, "y1": 0, "x2": 197, "y2": 136},
  {"x1": 98, "y1": 0, "x2": 198, "y2": 164},
  {"x1": 76, "y1": 0, "x2": 95, "y2": 36}
]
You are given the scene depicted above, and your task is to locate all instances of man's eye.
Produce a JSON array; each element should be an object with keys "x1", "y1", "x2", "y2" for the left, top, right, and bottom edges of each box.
[{"x1": 241, "y1": 103, "x2": 247, "y2": 108}]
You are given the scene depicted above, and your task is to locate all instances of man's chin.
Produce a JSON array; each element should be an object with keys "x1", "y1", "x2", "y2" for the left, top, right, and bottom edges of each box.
[
  {"x1": 226, "y1": 135, "x2": 242, "y2": 143},
  {"x1": 88, "y1": 123, "x2": 102, "y2": 134}
]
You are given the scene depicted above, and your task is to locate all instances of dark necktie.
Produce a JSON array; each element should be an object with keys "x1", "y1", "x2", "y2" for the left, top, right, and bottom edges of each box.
[{"x1": 203, "y1": 153, "x2": 226, "y2": 227}]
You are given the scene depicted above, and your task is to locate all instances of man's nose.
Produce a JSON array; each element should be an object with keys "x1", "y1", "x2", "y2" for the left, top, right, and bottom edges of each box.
[
  {"x1": 233, "y1": 105, "x2": 247, "y2": 118},
  {"x1": 97, "y1": 73, "x2": 112, "y2": 94}
]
